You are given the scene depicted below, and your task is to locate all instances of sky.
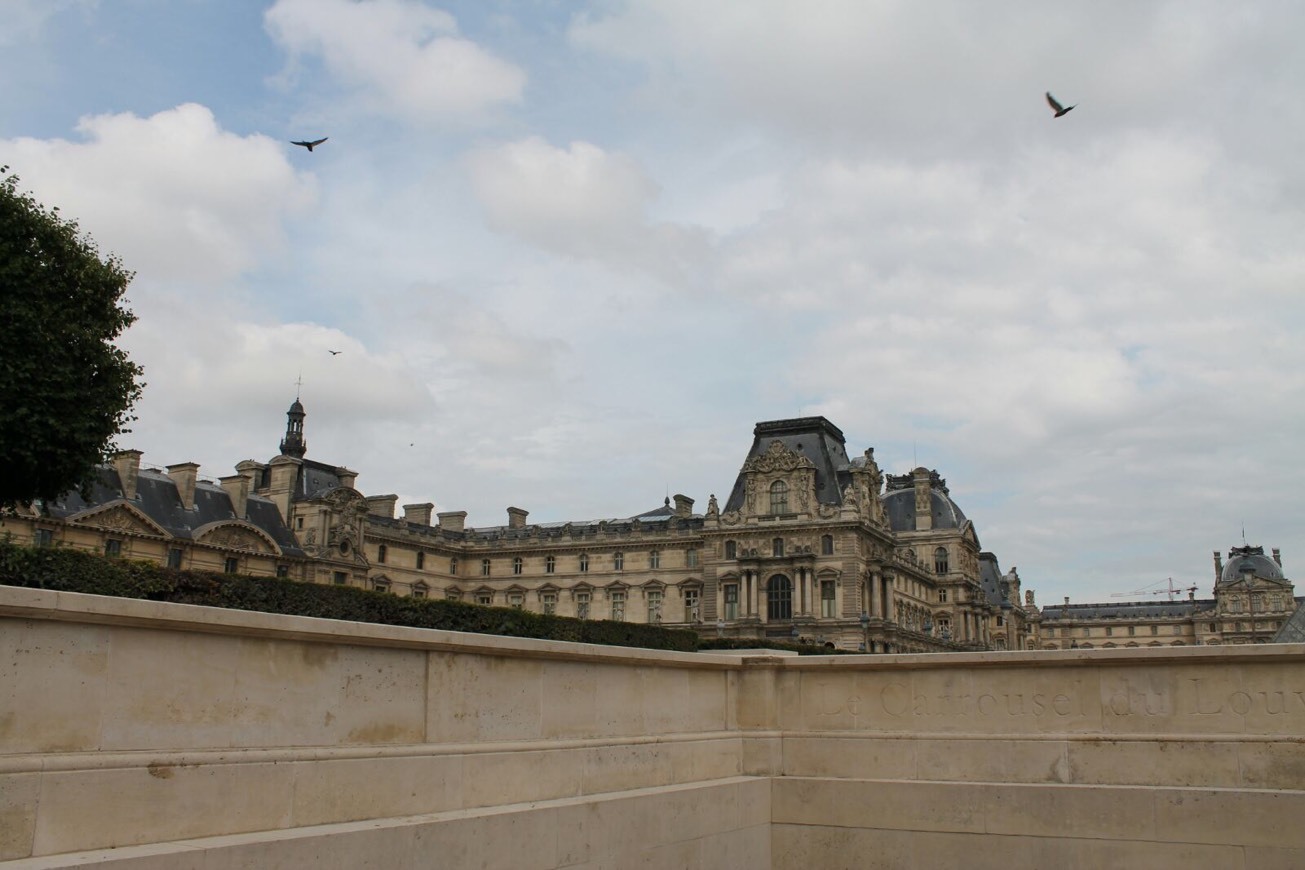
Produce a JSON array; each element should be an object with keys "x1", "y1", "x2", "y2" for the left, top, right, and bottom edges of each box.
[{"x1": 4, "y1": 0, "x2": 1303, "y2": 605}]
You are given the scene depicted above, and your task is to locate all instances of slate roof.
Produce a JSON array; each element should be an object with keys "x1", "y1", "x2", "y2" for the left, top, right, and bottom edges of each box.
[
  {"x1": 882, "y1": 486, "x2": 969, "y2": 532},
  {"x1": 723, "y1": 417, "x2": 852, "y2": 513},
  {"x1": 977, "y1": 552, "x2": 1005, "y2": 607},
  {"x1": 39, "y1": 466, "x2": 304, "y2": 556},
  {"x1": 1039, "y1": 601, "x2": 1213, "y2": 621}
]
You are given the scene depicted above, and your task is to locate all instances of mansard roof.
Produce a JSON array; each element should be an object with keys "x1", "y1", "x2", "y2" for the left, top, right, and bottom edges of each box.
[
  {"x1": 724, "y1": 417, "x2": 852, "y2": 513},
  {"x1": 1040, "y1": 600, "x2": 1214, "y2": 621}
]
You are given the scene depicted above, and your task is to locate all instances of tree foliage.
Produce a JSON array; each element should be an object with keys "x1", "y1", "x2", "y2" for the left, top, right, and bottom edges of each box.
[{"x1": 0, "y1": 168, "x2": 144, "y2": 510}]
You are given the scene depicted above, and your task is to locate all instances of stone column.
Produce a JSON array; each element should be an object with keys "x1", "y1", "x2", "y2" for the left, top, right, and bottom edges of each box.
[
  {"x1": 870, "y1": 570, "x2": 882, "y2": 619},
  {"x1": 883, "y1": 572, "x2": 895, "y2": 622}
]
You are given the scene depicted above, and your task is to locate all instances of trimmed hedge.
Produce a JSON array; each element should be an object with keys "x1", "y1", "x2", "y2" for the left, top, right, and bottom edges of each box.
[{"x1": 0, "y1": 540, "x2": 698, "y2": 652}]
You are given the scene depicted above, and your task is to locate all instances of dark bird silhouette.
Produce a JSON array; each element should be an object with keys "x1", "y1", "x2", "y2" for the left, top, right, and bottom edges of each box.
[
  {"x1": 328, "y1": 350, "x2": 341, "y2": 356},
  {"x1": 291, "y1": 137, "x2": 328, "y2": 152},
  {"x1": 1045, "y1": 92, "x2": 1075, "y2": 118}
]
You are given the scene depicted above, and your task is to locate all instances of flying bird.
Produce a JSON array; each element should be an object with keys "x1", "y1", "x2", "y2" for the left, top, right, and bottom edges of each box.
[
  {"x1": 291, "y1": 137, "x2": 328, "y2": 152},
  {"x1": 1045, "y1": 92, "x2": 1075, "y2": 118},
  {"x1": 328, "y1": 350, "x2": 341, "y2": 356}
]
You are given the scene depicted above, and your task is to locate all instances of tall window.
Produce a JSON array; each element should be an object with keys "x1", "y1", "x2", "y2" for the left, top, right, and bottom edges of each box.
[
  {"x1": 821, "y1": 580, "x2": 836, "y2": 618},
  {"x1": 542, "y1": 591, "x2": 557, "y2": 615},
  {"x1": 725, "y1": 540, "x2": 737, "y2": 560},
  {"x1": 546, "y1": 555, "x2": 556, "y2": 574},
  {"x1": 224, "y1": 557, "x2": 239, "y2": 574},
  {"x1": 513, "y1": 557, "x2": 523, "y2": 575},
  {"x1": 647, "y1": 589, "x2": 662, "y2": 623},
  {"x1": 685, "y1": 588, "x2": 700, "y2": 622},
  {"x1": 481, "y1": 558, "x2": 491, "y2": 576},
  {"x1": 34, "y1": 529, "x2": 53, "y2": 548},
  {"x1": 416, "y1": 552, "x2": 425, "y2": 570},
  {"x1": 769, "y1": 480, "x2": 789, "y2": 514},
  {"x1": 104, "y1": 539, "x2": 122, "y2": 558},
  {"x1": 579, "y1": 553, "x2": 589, "y2": 573},
  {"x1": 686, "y1": 549, "x2": 698, "y2": 568},
  {"x1": 450, "y1": 557, "x2": 459, "y2": 575},
  {"x1": 333, "y1": 571, "x2": 347, "y2": 585},
  {"x1": 377, "y1": 544, "x2": 387, "y2": 564},
  {"x1": 724, "y1": 585, "x2": 739, "y2": 620},
  {"x1": 611, "y1": 590, "x2": 626, "y2": 621},
  {"x1": 614, "y1": 552, "x2": 624, "y2": 571},
  {"x1": 577, "y1": 590, "x2": 591, "y2": 619},
  {"x1": 821, "y1": 535, "x2": 834, "y2": 556},
  {"x1": 772, "y1": 538, "x2": 784, "y2": 557},
  {"x1": 767, "y1": 574, "x2": 793, "y2": 620},
  {"x1": 167, "y1": 547, "x2": 183, "y2": 568},
  {"x1": 939, "y1": 588, "x2": 948, "y2": 603},
  {"x1": 934, "y1": 547, "x2": 949, "y2": 574},
  {"x1": 649, "y1": 550, "x2": 660, "y2": 569},
  {"x1": 276, "y1": 564, "x2": 289, "y2": 578}
]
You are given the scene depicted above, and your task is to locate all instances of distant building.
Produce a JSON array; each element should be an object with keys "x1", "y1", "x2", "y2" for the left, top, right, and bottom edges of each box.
[
  {"x1": 1037, "y1": 545, "x2": 1296, "y2": 648},
  {"x1": 7, "y1": 401, "x2": 1042, "y2": 651}
]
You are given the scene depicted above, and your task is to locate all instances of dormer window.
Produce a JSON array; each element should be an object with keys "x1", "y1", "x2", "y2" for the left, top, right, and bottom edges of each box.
[{"x1": 769, "y1": 480, "x2": 789, "y2": 514}]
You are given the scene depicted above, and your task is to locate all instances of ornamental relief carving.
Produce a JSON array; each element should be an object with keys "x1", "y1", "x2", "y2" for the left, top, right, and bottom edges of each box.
[
  {"x1": 743, "y1": 440, "x2": 816, "y2": 474},
  {"x1": 201, "y1": 526, "x2": 271, "y2": 553},
  {"x1": 85, "y1": 507, "x2": 155, "y2": 536}
]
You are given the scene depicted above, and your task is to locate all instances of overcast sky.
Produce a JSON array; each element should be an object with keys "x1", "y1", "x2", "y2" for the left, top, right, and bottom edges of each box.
[{"x1": 4, "y1": 0, "x2": 1303, "y2": 605}]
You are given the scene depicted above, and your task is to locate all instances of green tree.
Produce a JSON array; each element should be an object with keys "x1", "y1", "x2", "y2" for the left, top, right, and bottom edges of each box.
[{"x1": 0, "y1": 167, "x2": 145, "y2": 511}]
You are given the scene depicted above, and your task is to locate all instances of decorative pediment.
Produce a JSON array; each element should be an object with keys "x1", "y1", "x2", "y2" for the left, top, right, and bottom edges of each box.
[
  {"x1": 743, "y1": 440, "x2": 816, "y2": 475},
  {"x1": 71, "y1": 502, "x2": 169, "y2": 538},
  {"x1": 194, "y1": 521, "x2": 279, "y2": 554}
]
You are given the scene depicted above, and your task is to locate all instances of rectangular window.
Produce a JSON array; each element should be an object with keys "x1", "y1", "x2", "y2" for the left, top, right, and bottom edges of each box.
[
  {"x1": 508, "y1": 592, "x2": 524, "y2": 609},
  {"x1": 821, "y1": 581, "x2": 836, "y2": 618},
  {"x1": 373, "y1": 579, "x2": 390, "y2": 593},
  {"x1": 476, "y1": 592, "x2": 492, "y2": 606},
  {"x1": 275, "y1": 564, "x2": 288, "y2": 578},
  {"x1": 1150, "y1": 625, "x2": 1158, "y2": 635},
  {"x1": 577, "y1": 590, "x2": 591, "y2": 619},
  {"x1": 34, "y1": 528, "x2": 53, "y2": 548},
  {"x1": 542, "y1": 592, "x2": 557, "y2": 615},
  {"x1": 104, "y1": 539, "x2": 122, "y2": 558},
  {"x1": 296, "y1": 517, "x2": 304, "y2": 530},
  {"x1": 513, "y1": 557, "x2": 522, "y2": 575},
  {"x1": 685, "y1": 549, "x2": 698, "y2": 568},
  {"x1": 611, "y1": 590, "x2": 626, "y2": 621},
  {"x1": 647, "y1": 589, "x2": 662, "y2": 623},
  {"x1": 648, "y1": 550, "x2": 660, "y2": 569},
  {"x1": 579, "y1": 553, "x2": 589, "y2": 572},
  {"x1": 724, "y1": 585, "x2": 739, "y2": 620},
  {"x1": 412, "y1": 585, "x2": 427, "y2": 599},
  {"x1": 546, "y1": 556, "x2": 556, "y2": 574},
  {"x1": 224, "y1": 557, "x2": 239, "y2": 574},
  {"x1": 1105, "y1": 626, "x2": 1113, "y2": 637},
  {"x1": 821, "y1": 535, "x2": 834, "y2": 556},
  {"x1": 1082, "y1": 627, "x2": 1090, "y2": 637},
  {"x1": 614, "y1": 552, "x2": 624, "y2": 571},
  {"x1": 167, "y1": 547, "x2": 183, "y2": 568},
  {"x1": 1128, "y1": 626, "x2": 1136, "y2": 636},
  {"x1": 1046, "y1": 627, "x2": 1055, "y2": 638},
  {"x1": 684, "y1": 588, "x2": 700, "y2": 622},
  {"x1": 333, "y1": 571, "x2": 347, "y2": 585},
  {"x1": 939, "y1": 588, "x2": 948, "y2": 603},
  {"x1": 772, "y1": 538, "x2": 784, "y2": 557},
  {"x1": 445, "y1": 588, "x2": 461, "y2": 601},
  {"x1": 416, "y1": 552, "x2": 425, "y2": 570},
  {"x1": 481, "y1": 559, "x2": 491, "y2": 576}
]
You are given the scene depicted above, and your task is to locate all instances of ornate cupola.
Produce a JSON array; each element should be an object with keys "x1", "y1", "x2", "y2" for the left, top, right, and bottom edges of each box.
[{"x1": 279, "y1": 398, "x2": 307, "y2": 458}]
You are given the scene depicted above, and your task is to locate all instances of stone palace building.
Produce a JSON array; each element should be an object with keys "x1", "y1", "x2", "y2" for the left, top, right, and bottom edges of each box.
[{"x1": 5, "y1": 399, "x2": 1292, "y2": 651}]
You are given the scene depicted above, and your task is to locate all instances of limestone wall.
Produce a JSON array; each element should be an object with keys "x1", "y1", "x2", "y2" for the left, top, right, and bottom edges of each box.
[{"x1": 2, "y1": 585, "x2": 1304, "y2": 868}]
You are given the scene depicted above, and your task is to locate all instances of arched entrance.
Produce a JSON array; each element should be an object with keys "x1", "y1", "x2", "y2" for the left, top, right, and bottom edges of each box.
[{"x1": 767, "y1": 574, "x2": 793, "y2": 620}]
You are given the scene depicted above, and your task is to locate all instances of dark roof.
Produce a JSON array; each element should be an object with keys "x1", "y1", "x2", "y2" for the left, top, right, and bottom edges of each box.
[
  {"x1": 1041, "y1": 600, "x2": 1212, "y2": 621},
  {"x1": 724, "y1": 417, "x2": 851, "y2": 513},
  {"x1": 978, "y1": 552, "x2": 1005, "y2": 607},
  {"x1": 883, "y1": 485, "x2": 968, "y2": 532},
  {"x1": 1220, "y1": 545, "x2": 1285, "y2": 583},
  {"x1": 40, "y1": 466, "x2": 304, "y2": 556},
  {"x1": 296, "y1": 459, "x2": 347, "y2": 500}
]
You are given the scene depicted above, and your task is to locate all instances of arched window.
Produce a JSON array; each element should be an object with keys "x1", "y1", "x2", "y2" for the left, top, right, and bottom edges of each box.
[
  {"x1": 725, "y1": 540, "x2": 737, "y2": 560},
  {"x1": 377, "y1": 544, "x2": 387, "y2": 564},
  {"x1": 769, "y1": 480, "x2": 789, "y2": 515},
  {"x1": 767, "y1": 574, "x2": 793, "y2": 620},
  {"x1": 934, "y1": 547, "x2": 949, "y2": 574},
  {"x1": 821, "y1": 535, "x2": 834, "y2": 556}
]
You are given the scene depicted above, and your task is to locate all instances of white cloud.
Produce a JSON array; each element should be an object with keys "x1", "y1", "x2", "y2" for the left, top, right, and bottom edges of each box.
[
  {"x1": 265, "y1": 0, "x2": 525, "y2": 122},
  {"x1": 2, "y1": 103, "x2": 316, "y2": 285},
  {"x1": 466, "y1": 135, "x2": 712, "y2": 285}
]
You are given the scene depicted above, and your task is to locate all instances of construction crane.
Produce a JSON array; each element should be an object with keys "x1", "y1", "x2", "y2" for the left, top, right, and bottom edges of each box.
[{"x1": 1110, "y1": 577, "x2": 1199, "y2": 601}]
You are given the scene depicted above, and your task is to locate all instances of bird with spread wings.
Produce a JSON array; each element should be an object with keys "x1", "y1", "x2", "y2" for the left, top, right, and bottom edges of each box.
[
  {"x1": 1045, "y1": 93, "x2": 1075, "y2": 118},
  {"x1": 291, "y1": 137, "x2": 328, "y2": 152}
]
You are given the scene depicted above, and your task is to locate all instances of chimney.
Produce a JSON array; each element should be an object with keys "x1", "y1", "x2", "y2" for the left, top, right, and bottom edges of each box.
[
  {"x1": 266, "y1": 455, "x2": 300, "y2": 524},
  {"x1": 437, "y1": 511, "x2": 467, "y2": 533},
  {"x1": 337, "y1": 467, "x2": 358, "y2": 490},
  {"x1": 404, "y1": 503, "x2": 434, "y2": 526},
  {"x1": 1063, "y1": 596, "x2": 1069, "y2": 607},
  {"x1": 673, "y1": 494, "x2": 694, "y2": 518},
  {"x1": 507, "y1": 506, "x2": 528, "y2": 529},
  {"x1": 112, "y1": 450, "x2": 142, "y2": 500},
  {"x1": 236, "y1": 460, "x2": 266, "y2": 493},
  {"x1": 1272, "y1": 548, "x2": 1282, "y2": 567},
  {"x1": 912, "y1": 468, "x2": 933, "y2": 531},
  {"x1": 1213, "y1": 550, "x2": 1223, "y2": 583},
  {"x1": 365, "y1": 495, "x2": 398, "y2": 519},
  {"x1": 167, "y1": 462, "x2": 200, "y2": 511},
  {"x1": 219, "y1": 474, "x2": 250, "y2": 520}
]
